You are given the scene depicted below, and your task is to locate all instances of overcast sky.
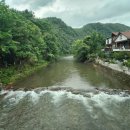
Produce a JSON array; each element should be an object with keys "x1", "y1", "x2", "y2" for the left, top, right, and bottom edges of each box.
[{"x1": 5, "y1": 0, "x2": 130, "y2": 28}]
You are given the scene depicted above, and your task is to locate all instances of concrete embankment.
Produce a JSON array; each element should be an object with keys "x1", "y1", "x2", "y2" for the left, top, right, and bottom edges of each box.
[{"x1": 96, "y1": 59, "x2": 130, "y2": 76}]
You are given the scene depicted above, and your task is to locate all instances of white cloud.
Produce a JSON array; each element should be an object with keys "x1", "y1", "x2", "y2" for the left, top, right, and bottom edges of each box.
[{"x1": 5, "y1": 0, "x2": 130, "y2": 27}]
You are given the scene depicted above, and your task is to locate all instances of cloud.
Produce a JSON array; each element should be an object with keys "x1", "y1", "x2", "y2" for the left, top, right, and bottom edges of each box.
[
  {"x1": 5, "y1": 0, "x2": 55, "y2": 10},
  {"x1": 5, "y1": 0, "x2": 130, "y2": 27},
  {"x1": 31, "y1": 0, "x2": 56, "y2": 10}
]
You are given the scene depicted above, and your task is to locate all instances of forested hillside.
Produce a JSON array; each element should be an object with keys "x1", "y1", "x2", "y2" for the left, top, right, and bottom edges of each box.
[
  {"x1": 27, "y1": 17, "x2": 79, "y2": 54},
  {"x1": 76, "y1": 23, "x2": 130, "y2": 38},
  {"x1": 0, "y1": 2, "x2": 78, "y2": 67}
]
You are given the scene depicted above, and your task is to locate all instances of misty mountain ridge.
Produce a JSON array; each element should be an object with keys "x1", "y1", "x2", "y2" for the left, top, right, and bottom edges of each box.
[{"x1": 46, "y1": 17, "x2": 130, "y2": 38}]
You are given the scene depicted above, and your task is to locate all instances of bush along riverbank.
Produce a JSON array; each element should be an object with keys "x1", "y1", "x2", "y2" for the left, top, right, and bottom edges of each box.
[
  {"x1": 0, "y1": 61, "x2": 48, "y2": 90},
  {"x1": 72, "y1": 32, "x2": 105, "y2": 62}
]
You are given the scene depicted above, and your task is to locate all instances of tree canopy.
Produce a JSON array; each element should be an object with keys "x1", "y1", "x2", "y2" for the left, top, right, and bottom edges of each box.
[{"x1": 0, "y1": 2, "x2": 77, "y2": 67}]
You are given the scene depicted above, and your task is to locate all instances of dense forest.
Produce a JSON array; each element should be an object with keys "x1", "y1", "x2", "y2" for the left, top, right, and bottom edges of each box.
[
  {"x1": 0, "y1": 2, "x2": 78, "y2": 67},
  {"x1": 0, "y1": 1, "x2": 130, "y2": 85}
]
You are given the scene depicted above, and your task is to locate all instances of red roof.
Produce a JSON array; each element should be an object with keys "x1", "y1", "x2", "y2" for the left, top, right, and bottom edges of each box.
[
  {"x1": 121, "y1": 31, "x2": 130, "y2": 39},
  {"x1": 112, "y1": 32, "x2": 119, "y2": 36}
]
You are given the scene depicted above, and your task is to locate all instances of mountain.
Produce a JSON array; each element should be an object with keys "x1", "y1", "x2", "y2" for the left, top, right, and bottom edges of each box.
[
  {"x1": 42, "y1": 17, "x2": 79, "y2": 53},
  {"x1": 30, "y1": 17, "x2": 79, "y2": 54},
  {"x1": 37, "y1": 18, "x2": 130, "y2": 53},
  {"x1": 76, "y1": 22, "x2": 130, "y2": 38}
]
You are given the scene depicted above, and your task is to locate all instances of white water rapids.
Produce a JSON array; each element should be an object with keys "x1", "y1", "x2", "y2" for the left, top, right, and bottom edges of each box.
[{"x1": 0, "y1": 88, "x2": 130, "y2": 130}]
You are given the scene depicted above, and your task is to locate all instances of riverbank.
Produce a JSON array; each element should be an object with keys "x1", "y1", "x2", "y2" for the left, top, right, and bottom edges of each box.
[
  {"x1": 0, "y1": 61, "x2": 49, "y2": 89},
  {"x1": 96, "y1": 59, "x2": 130, "y2": 76}
]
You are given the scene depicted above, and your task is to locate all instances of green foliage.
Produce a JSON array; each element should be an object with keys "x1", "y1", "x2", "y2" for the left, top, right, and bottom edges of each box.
[
  {"x1": 123, "y1": 60, "x2": 130, "y2": 68},
  {"x1": 72, "y1": 40, "x2": 90, "y2": 62},
  {"x1": 43, "y1": 17, "x2": 79, "y2": 54},
  {"x1": 0, "y1": 61, "x2": 48, "y2": 85},
  {"x1": 109, "y1": 59, "x2": 116, "y2": 64},
  {"x1": 0, "y1": 2, "x2": 81, "y2": 85},
  {"x1": 0, "y1": 3, "x2": 67, "y2": 67},
  {"x1": 72, "y1": 32, "x2": 105, "y2": 62},
  {"x1": 111, "y1": 52, "x2": 130, "y2": 61},
  {"x1": 43, "y1": 33, "x2": 59, "y2": 61},
  {"x1": 98, "y1": 51, "x2": 107, "y2": 59},
  {"x1": 83, "y1": 32, "x2": 105, "y2": 53},
  {"x1": 20, "y1": 9, "x2": 35, "y2": 20},
  {"x1": 24, "y1": 17, "x2": 79, "y2": 55}
]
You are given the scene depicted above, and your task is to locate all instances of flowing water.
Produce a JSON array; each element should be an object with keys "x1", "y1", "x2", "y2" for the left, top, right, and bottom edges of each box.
[{"x1": 0, "y1": 56, "x2": 130, "y2": 130}]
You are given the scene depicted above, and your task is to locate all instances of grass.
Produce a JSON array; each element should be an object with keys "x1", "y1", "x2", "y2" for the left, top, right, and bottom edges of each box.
[{"x1": 0, "y1": 61, "x2": 48, "y2": 87}]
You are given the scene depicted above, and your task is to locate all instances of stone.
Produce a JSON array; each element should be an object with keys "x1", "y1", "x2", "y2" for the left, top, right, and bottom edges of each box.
[{"x1": 0, "y1": 83, "x2": 3, "y2": 91}]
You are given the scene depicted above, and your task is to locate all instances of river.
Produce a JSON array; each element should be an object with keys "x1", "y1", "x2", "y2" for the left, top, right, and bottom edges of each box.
[{"x1": 0, "y1": 56, "x2": 130, "y2": 130}]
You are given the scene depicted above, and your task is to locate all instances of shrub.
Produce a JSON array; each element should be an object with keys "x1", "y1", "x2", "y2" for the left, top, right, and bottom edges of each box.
[
  {"x1": 123, "y1": 59, "x2": 130, "y2": 68},
  {"x1": 109, "y1": 59, "x2": 116, "y2": 64},
  {"x1": 111, "y1": 52, "x2": 130, "y2": 61},
  {"x1": 98, "y1": 51, "x2": 106, "y2": 58}
]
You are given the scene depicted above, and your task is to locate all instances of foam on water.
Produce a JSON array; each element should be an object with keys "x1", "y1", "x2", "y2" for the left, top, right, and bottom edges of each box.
[
  {"x1": 28, "y1": 91, "x2": 40, "y2": 104},
  {"x1": 0, "y1": 90, "x2": 9, "y2": 95},
  {"x1": 90, "y1": 92, "x2": 130, "y2": 116},
  {"x1": 4, "y1": 90, "x2": 29, "y2": 105},
  {"x1": 50, "y1": 90, "x2": 67, "y2": 104},
  {"x1": 1, "y1": 88, "x2": 130, "y2": 109}
]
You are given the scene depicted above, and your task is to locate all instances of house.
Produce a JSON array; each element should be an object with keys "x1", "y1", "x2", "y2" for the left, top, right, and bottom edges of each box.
[{"x1": 105, "y1": 31, "x2": 130, "y2": 52}]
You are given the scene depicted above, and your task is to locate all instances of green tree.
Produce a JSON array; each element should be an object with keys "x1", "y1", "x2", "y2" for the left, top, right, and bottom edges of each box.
[
  {"x1": 72, "y1": 32, "x2": 104, "y2": 62},
  {"x1": 72, "y1": 39, "x2": 90, "y2": 62},
  {"x1": 43, "y1": 33, "x2": 59, "y2": 61}
]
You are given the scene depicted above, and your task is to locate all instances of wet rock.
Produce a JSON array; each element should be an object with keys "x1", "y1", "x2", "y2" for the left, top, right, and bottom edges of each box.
[
  {"x1": 119, "y1": 92, "x2": 129, "y2": 97},
  {"x1": 123, "y1": 90, "x2": 130, "y2": 94},
  {"x1": 21, "y1": 86, "x2": 130, "y2": 98},
  {"x1": 24, "y1": 88, "x2": 32, "y2": 91},
  {"x1": 5, "y1": 83, "x2": 13, "y2": 90},
  {"x1": 49, "y1": 87, "x2": 61, "y2": 91},
  {"x1": 0, "y1": 90, "x2": 8, "y2": 98},
  {"x1": 82, "y1": 93, "x2": 92, "y2": 98},
  {"x1": 72, "y1": 90, "x2": 81, "y2": 95},
  {"x1": 93, "y1": 90, "x2": 99, "y2": 95},
  {"x1": 17, "y1": 88, "x2": 25, "y2": 91},
  {"x1": 0, "y1": 83, "x2": 3, "y2": 91},
  {"x1": 34, "y1": 87, "x2": 48, "y2": 93}
]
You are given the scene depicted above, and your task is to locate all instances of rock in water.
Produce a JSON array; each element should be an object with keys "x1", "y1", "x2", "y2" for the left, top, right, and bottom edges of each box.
[{"x1": 0, "y1": 83, "x2": 3, "y2": 91}]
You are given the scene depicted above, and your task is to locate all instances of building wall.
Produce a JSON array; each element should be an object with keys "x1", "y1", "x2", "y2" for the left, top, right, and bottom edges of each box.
[
  {"x1": 106, "y1": 38, "x2": 112, "y2": 44},
  {"x1": 114, "y1": 41, "x2": 130, "y2": 49},
  {"x1": 105, "y1": 32, "x2": 130, "y2": 51},
  {"x1": 115, "y1": 34, "x2": 127, "y2": 42}
]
